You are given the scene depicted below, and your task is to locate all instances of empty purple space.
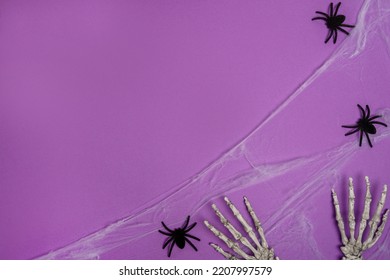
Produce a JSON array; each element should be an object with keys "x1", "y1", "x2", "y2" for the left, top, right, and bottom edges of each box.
[{"x1": 1, "y1": 0, "x2": 389, "y2": 260}]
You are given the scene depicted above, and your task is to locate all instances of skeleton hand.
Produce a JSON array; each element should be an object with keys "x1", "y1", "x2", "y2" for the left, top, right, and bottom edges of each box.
[
  {"x1": 204, "y1": 196, "x2": 278, "y2": 260},
  {"x1": 332, "y1": 176, "x2": 389, "y2": 260}
]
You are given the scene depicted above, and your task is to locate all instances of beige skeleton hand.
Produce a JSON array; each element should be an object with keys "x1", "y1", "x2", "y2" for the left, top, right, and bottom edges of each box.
[
  {"x1": 204, "y1": 196, "x2": 277, "y2": 260},
  {"x1": 332, "y1": 176, "x2": 389, "y2": 260}
]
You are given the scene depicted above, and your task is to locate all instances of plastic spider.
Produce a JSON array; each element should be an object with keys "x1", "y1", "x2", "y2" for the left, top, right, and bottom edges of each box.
[
  {"x1": 158, "y1": 215, "x2": 200, "y2": 257},
  {"x1": 312, "y1": 2, "x2": 355, "y2": 44},
  {"x1": 342, "y1": 104, "x2": 387, "y2": 147}
]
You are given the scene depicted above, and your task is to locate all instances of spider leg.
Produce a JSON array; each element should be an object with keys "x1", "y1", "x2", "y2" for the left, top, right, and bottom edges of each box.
[
  {"x1": 359, "y1": 130, "x2": 364, "y2": 146},
  {"x1": 371, "y1": 121, "x2": 387, "y2": 127},
  {"x1": 181, "y1": 215, "x2": 190, "y2": 230},
  {"x1": 342, "y1": 122, "x2": 359, "y2": 128},
  {"x1": 337, "y1": 27, "x2": 350, "y2": 36},
  {"x1": 365, "y1": 105, "x2": 371, "y2": 118},
  {"x1": 325, "y1": 29, "x2": 334, "y2": 44},
  {"x1": 161, "y1": 222, "x2": 174, "y2": 233},
  {"x1": 342, "y1": 124, "x2": 359, "y2": 128},
  {"x1": 340, "y1": 23, "x2": 355, "y2": 28},
  {"x1": 184, "y1": 237, "x2": 198, "y2": 252},
  {"x1": 184, "y1": 222, "x2": 197, "y2": 233},
  {"x1": 364, "y1": 131, "x2": 373, "y2": 148},
  {"x1": 333, "y1": 29, "x2": 338, "y2": 44},
  {"x1": 339, "y1": 26, "x2": 353, "y2": 40},
  {"x1": 357, "y1": 104, "x2": 366, "y2": 119},
  {"x1": 367, "y1": 115, "x2": 382, "y2": 121},
  {"x1": 334, "y1": 2, "x2": 342, "y2": 16},
  {"x1": 184, "y1": 233, "x2": 201, "y2": 241},
  {"x1": 167, "y1": 239, "x2": 175, "y2": 257},
  {"x1": 315, "y1": 11, "x2": 329, "y2": 18},
  {"x1": 162, "y1": 237, "x2": 174, "y2": 249},
  {"x1": 344, "y1": 128, "x2": 360, "y2": 136},
  {"x1": 330, "y1": 2, "x2": 334, "y2": 17},
  {"x1": 159, "y1": 230, "x2": 173, "y2": 236},
  {"x1": 312, "y1": 16, "x2": 327, "y2": 21}
]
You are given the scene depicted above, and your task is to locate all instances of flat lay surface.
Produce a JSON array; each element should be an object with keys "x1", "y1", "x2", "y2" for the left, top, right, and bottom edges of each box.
[{"x1": 1, "y1": 0, "x2": 389, "y2": 259}]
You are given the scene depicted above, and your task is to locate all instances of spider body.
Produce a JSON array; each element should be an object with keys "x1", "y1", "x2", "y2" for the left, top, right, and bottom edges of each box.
[
  {"x1": 326, "y1": 14, "x2": 346, "y2": 30},
  {"x1": 357, "y1": 118, "x2": 377, "y2": 135},
  {"x1": 312, "y1": 2, "x2": 354, "y2": 44},
  {"x1": 342, "y1": 104, "x2": 387, "y2": 147},
  {"x1": 169, "y1": 228, "x2": 187, "y2": 249},
  {"x1": 158, "y1": 216, "x2": 200, "y2": 257}
]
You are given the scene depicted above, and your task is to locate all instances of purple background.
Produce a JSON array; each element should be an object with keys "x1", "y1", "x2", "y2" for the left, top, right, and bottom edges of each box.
[{"x1": 1, "y1": 0, "x2": 390, "y2": 259}]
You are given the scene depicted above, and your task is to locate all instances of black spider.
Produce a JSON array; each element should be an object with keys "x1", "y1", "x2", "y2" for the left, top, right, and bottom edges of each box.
[
  {"x1": 158, "y1": 216, "x2": 200, "y2": 257},
  {"x1": 312, "y1": 2, "x2": 355, "y2": 44},
  {"x1": 342, "y1": 104, "x2": 387, "y2": 148}
]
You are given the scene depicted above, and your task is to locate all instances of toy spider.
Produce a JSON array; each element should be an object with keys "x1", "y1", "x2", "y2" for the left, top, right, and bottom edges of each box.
[
  {"x1": 342, "y1": 104, "x2": 387, "y2": 147},
  {"x1": 312, "y1": 2, "x2": 355, "y2": 44},
  {"x1": 158, "y1": 216, "x2": 200, "y2": 257}
]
